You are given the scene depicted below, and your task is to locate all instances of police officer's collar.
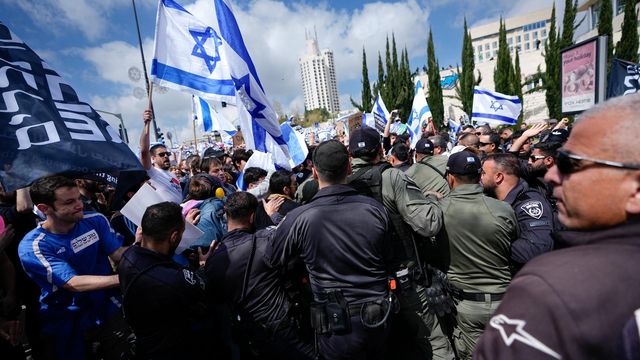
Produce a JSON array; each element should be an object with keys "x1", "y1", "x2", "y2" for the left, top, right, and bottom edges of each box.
[
  {"x1": 309, "y1": 184, "x2": 359, "y2": 203},
  {"x1": 503, "y1": 179, "x2": 529, "y2": 206},
  {"x1": 449, "y1": 183, "x2": 483, "y2": 197}
]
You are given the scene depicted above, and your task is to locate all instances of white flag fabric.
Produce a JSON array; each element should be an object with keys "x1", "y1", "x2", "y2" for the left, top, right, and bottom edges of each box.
[
  {"x1": 372, "y1": 94, "x2": 390, "y2": 131},
  {"x1": 471, "y1": 87, "x2": 522, "y2": 125},
  {"x1": 280, "y1": 122, "x2": 309, "y2": 168},
  {"x1": 152, "y1": 0, "x2": 290, "y2": 169},
  {"x1": 151, "y1": 0, "x2": 236, "y2": 103},
  {"x1": 192, "y1": 96, "x2": 237, "y2": 137},
  {"x1": 407, "y1": 80, "x2": 431, "y2": 148}
]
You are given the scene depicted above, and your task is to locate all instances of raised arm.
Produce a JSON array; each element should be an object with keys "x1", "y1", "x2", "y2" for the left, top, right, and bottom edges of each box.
[{"x1": 140, "y1": 109, "x2": 153, "y2": 170}]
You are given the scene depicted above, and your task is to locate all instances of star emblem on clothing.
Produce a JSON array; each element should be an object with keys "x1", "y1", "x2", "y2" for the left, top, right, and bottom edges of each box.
[
  {"x1": 490, "y1": 100, "x2": 504, "y2": 112},
  {"x1": 489, "y1": 314, "x2": 561, "y2": 359},
  {"x1": 189, "y1": 27, "x2": 222, "y2": 73}
]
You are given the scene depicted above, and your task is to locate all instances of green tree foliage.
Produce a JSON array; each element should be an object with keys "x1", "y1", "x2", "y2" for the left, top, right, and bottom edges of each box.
[
  {"x1": 302, "y1": 108, "x2": 331, "y2": 127},
  {"x1": 598, "y1": 0, "x2": 614, "y2": 72},
  {"x1": 615, "y1": 0, "x2": 639, "y2": 63},
  {"x1": 560, "y1": 0, "x2": 577, "y2": 49},
  {"x1": 397, "y1": 47, "x2": 414, "y2": 119},
  {"x1": 426, "y1": 29, "x2": 445, "y2": 129},
  {"x1": 544, "y1": 3, "x2": 562, "y2": 120},
  {"x1": 494, "y1": 18, "x2": 514, "y2": 94},
  {"x1": 351, "y1": 47, "x2": 373, "y2": 112},
  {"x1": 455, "y1": 18, "x2": 481, "y2": 118},
  {"x1": 512, "y1": 49, "x2": 524, "y2": 124}
]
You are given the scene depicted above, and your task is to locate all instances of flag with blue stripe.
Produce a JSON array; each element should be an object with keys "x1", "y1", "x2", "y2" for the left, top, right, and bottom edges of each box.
[
  {"x1": 471, "y1": 87, "x2": 522, "y2": 125},
  {"x1": 192, "y1": 95, "x2": 237, "y2": 137},
  {"x1": 372, "y1": 93, "x2": 389, "y2": 132},
  {"x1": 280, "y1": 122, "x2": 308, "y2": 168},
  {"x1": 448, "y1": 117, "x2": 462, "y2": 143},
  {"x1": 407, "y1": 80, "x2": 431, "y2": 148},
  {"x1": 213, "y1": 0, "x2": 290, "y2": 169},
  {"x1": 151, "y1": 0, "x2": 236, "y2": 103}
]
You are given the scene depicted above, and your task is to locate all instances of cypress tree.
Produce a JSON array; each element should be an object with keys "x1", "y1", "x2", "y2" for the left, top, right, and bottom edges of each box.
[
  {"x1": 615, "y1": 0, "x2": 639, "y2": 63},
  {"x1": 373, "y1": 51, "x2": 385, "y2": 100},
  {"x1": 544, "y1": 3, "x2": 562, "y2": 120},
  {"x1": 512, "y1": 49, "x2": 524, "y2": 124},
  {"x1": 598, "y1": 0, "x2": 614, "y2": 72},
  {"x1": 494, "y1": 18, "x2": 514, "y2": 94},
  {"x1": 391, "y1": 33, "x2": 400, "y2": 105},
  {"x1": 399, "y1": 47, "x2": 414, "y2": 119},
  {"x1": 360, "y1": 47, "x2": 372, "y2": 112},
  {"x1": 455, "y1": 17, "x2": 479, "y2": 118},
  {"x1": 384, "y1": 36, "x2": 394, "y2": 108},
  {"x1": 560, "y1": 0, "x2": 577, "y2": 49},
  {"x1": 426, "y1": 29, "x2": 444, "y2": 129}
]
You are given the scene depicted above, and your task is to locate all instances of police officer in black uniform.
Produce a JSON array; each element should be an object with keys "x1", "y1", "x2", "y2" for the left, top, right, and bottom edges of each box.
[
  {"x1": 267, "y1": 140, "x2": 393, "y2": 360},
  {"x1": 117, "y1": 202, "x2": 210, "y2": 359},
  {"x1": 204, "y1": 192, "x2": 314, "y2": 359},
  {"x1": 481, "y1": 153, "x2": 555, "y2": 273}
]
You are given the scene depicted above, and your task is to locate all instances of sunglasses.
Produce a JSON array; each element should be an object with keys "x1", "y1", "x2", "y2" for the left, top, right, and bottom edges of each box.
[
  {"x1": 478, "y1": 142, "x2": 492, "y2": 147},
  {"x1": 529, "y1": 155, "x2": 546, "y2": 162},
  {"x1": 555, "y1": 149, "x2": 640, "y2": 175},
  {"x1": 155, "y1": 152, "x2": 171, "y2": 158}
]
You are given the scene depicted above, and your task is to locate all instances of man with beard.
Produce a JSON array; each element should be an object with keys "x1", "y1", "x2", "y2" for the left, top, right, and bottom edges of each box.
[
  {"x1": 118, "y1": 202, "x2": 212, "y2": 359},
  {"x1": 481, "y1": 153, "x2": 555, "y2": 273},
  {"x1": 140, "y1": 109, "x2": 183, "y2": 204}
]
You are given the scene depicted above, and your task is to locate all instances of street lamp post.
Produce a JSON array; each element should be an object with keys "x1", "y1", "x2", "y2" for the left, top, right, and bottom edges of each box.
[{"x1": 96, "y1": 109, "x2": 129, "y2": 144}]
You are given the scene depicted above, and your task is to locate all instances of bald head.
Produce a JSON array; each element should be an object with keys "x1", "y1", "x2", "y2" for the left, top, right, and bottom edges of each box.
[{"x1": 573, "y1": 93, "x2": 640, "y2": 162}]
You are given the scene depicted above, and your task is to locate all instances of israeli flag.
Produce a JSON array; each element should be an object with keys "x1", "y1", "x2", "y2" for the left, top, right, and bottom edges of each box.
[
  {"x1": 372, "y1": 94, "x2": 390, "y2": 131},
  {"x1": 448, "y1": 116, "x2": 462, "y2": 140},
  {"x1": 280, "y1": 122, "x2": 309, "y2": 168},
  {"x1": 471, "y1": 87, "x2": 522, "y2": 125},
  {"x1": 192, "y1": 95, "x2": 237, "y2": 137},
  {"x1": 407, "y1": 80, "x2": 431, "y2": 148},
  {"x1": 151, "y1": 0, "x2": 236, "y2": 103}
]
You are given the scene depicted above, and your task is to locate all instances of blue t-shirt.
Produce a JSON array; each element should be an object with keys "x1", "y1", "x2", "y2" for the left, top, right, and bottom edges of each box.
[{"x1": 18, "y1": 212, "x2": 122, "y2": 332}]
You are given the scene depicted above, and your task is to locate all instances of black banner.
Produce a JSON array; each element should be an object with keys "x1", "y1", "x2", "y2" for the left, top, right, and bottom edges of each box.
[
  {"x1": 607, "y1": 58, "x2": 640, "y2": 99},
  {"x1": 0, "y1": 23, "x2": 142, "y2": 191}
]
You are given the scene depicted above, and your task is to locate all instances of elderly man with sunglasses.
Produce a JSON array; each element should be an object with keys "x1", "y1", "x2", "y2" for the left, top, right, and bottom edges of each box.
[{"x1": 474, "y1": 94, "x2": 640, "y2": 359}]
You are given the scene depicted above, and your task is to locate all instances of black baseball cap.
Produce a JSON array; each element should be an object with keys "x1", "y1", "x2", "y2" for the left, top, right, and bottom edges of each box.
[
  {"x1": 446, "y1": 151, "x2": 481, "y2": 175},
  {"x1": 543, "y1": 128, "x2": 569, "y2": 144},
  {"x1": 349, "y1": 127, "x2": 380, "y2": 157},
  {"x1": 415, "y1": 138, "x2": 434, "y2": 155},
  {"x1": 313, "y1": 140, "x2": 350, "y2": 174}
]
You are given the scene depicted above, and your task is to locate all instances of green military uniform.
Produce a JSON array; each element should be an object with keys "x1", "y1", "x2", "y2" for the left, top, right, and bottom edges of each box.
[
  {"x1": 439, "y1": 184, "x2": 518, "y2": 359},
  {"x1": 351, "y1": 157, "x2": 447, "y2": 359},
  {"x1": 406, "y1": 155, "x2": 450, "y2": 198}
]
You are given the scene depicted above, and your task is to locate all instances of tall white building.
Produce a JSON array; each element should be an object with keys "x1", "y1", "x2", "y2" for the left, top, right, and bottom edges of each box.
[
  {"x1": 299, "y1": 32, "x2": 340, "y2": 113},
  {"x1": 470, "y1": 7, "x2": 553, "y2": 122}
]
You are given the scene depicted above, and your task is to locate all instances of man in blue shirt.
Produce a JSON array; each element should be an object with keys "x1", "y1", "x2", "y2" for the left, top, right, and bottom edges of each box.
[{"x1": 18, "y1": 176, "x2": 128, "y2": 360}]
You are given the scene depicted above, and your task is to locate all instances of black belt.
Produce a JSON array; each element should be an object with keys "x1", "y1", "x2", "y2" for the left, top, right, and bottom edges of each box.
[{"x1": 461, "y1": 292, "x2": 504, "y2": 302}]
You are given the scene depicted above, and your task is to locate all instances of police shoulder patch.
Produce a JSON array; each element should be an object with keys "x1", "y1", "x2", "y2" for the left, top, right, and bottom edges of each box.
[
  {"x1": 182, "y1": 269, "x2": 196, "y2": 285},
  {"x1": 521, "y1": 201, "x2": 543, "y2": 219}
]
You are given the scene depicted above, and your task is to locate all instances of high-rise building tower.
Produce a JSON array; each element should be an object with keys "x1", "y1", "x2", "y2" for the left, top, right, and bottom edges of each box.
[{"x1": 299, "y1": 30, "x2": 340, "y2": 113}]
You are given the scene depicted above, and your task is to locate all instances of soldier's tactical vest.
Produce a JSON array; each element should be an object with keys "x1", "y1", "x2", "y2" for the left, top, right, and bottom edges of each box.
[{"x1": 347, "y1": 162, "x2": 419, "y2": 270}]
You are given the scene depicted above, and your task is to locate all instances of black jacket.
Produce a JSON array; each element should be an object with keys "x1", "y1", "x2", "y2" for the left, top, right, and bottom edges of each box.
[
  {"x1": 475, "y1": 220, "x2": 640, "y2": 359},
  {"x1": 117, "y1": 246, "x2": 208, "y2": 359},
  {"x1": 266, "y1": 184, "x2": 391, "y2": 304}
]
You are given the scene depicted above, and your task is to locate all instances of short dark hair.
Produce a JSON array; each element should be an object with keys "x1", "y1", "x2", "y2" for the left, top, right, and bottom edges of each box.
[
  {"x1": 141, "y1": 202, "x2": 184, "y2": 241},
  {"x1": 485, "y1": 132, "x2": 501, "y2": 148},
  {"x1": 30, "y1": 175, "x2": 77, "y2": 207},
  {"x1": 188, "y1": 176, "x2": 213, "y2": 200},
  {"x1": 149, "y1": 144, "x2": 167, "y2": 156},
  {"x1": 533, "y1": 141, "x2": 562, "y2": 157},
  {"x1": 484, "y1": 153, "x2": 521, "y2": 177},
  {"x1": 186, "y1": 154, "x2": 201, "y2": 173},
  {"x1": 225, "y1": 192, "x2": 258, "y2": 221},
  {"x1": 450, "y1": 173, "x2": 480, "y2": 184},
  {"x1": 243, "y1": 167, "x2": 267, "y2": 186},
  {"x1": 232, "y1": 149, "x2": 253, "y2": 167},
  {"x1": 391, "y1": 142, "x2": 410, "y2": 162},
  {"x1": 269, "y1": 169, "x2": 293, "y2": 195},
  {"x1": 201, "y1": 156, "x2": 222, "y2": 172}
]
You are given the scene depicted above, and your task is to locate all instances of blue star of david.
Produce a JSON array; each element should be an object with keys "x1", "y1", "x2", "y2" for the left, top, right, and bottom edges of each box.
[
  {"x1": 233, "y1": 74, "x2": 266, "y2": 120},
  {"x1": 190, "y1": 27, "x2": 222, "y2": 73},
  {"x1": 490, "y1": 100, "x2": 504, "y2": 112}
]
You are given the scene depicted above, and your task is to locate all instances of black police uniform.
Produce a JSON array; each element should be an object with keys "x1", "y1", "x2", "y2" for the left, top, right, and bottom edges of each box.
[
  {"x1": 267, "y1": 184, "x2": 392, "y2": 360},
  {"x1": 117, "y1": 245, "x2": 209, "y2": 360},
  {"x1": 205, "y1": 227, "x2": 314, "y2": 359},
  {"x1": 504, "y1": 179, "x2": 555, "y2": 273}
]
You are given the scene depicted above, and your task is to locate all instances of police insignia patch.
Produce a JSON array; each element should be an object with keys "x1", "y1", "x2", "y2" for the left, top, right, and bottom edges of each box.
[
  {"x1": 183, "y1": 269, "x2": 196, "y2": 285},
  {"x1": 521, "y1": 201, "x2": 543, "y2": 219}
]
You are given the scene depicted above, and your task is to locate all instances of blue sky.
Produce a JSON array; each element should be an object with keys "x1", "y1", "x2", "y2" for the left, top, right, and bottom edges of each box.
[{"x1": 1, "y1": 0, "x2": 556, "y2": 149}]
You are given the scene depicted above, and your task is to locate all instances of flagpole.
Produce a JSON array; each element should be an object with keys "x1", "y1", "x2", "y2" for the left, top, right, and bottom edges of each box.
[
  {"x1": 132, "y1": 0, "x2": 159, "y2": 141},
  {"x1": 191, "y1": 96, "x2": 198, "y2": 153}
]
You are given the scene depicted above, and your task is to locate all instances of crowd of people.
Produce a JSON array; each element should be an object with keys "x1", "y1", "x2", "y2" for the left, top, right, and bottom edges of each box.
[{"x1": 0, "y1": 93, "x2": 639, "y2": 360}]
